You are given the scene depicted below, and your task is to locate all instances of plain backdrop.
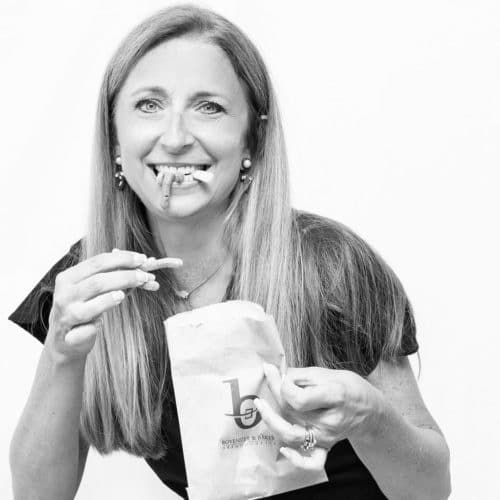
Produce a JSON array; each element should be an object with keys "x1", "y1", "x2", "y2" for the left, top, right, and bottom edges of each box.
[{"x1": 1, "y1": 1, "x2": 499, "y2": 499}]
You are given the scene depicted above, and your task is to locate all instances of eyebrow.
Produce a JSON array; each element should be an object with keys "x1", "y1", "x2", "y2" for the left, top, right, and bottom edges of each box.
[{"x1": 130, "y1": 86, "x2": 228, "y2": 101}]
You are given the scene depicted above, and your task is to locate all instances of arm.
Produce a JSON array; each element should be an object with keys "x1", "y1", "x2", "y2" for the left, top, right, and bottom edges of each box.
[
  {"x1": 10, "y1": 349, "x2": 89, "y2": 500},
  {"x1": 349, "y1": 356, "x2": 451, "y2": 500},
  {"x1": 257, "y1": 357, "x2": 451, "y2": 500},
  {"x1": 9, "y1": 249, "x2": 166, "y2": 500}
]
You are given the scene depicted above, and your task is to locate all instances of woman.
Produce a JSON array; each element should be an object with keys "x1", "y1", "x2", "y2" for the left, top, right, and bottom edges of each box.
[{"x1": 8, "y1": 4, "x2": 450, "y2": 499}]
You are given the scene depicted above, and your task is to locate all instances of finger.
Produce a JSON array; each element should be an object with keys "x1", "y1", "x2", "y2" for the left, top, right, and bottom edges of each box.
[
  {"x1": 254, "y1": 398, "x2": 334, "y2": 449},
  {"x1": 263, "y1": 362, "x2": 283, "y2": 406},
  {"x1": 281, "y1": 371, "x2": 343, "y2": 412},
  {"x1": 64, "y1": 321, "x2": 100, "y2": 347},
  {"x1": 254, "y1": 398, "x2": 305, "y2": 447},
  {"x1": 61, "y1": 289, "x2": 127, "y2": 327},
  {"x1": 280, "y1": 377, "x2": 327, "y2": 412},
  {"x1": 61, "y1": 250, "x2": 149, "y2": 284},
  {"x1": 285, "y1": 366, "x2": 327, "y2": 386},
  {"x1": 139, "y1": 257, "x2": 183, "y2": 272},
  {"x1": 123, "y1": 279, "x2": 160, "y2": 298},
  {"x1": 76, "y1": 269, "x2": 156, "y2": 301},
  {"x1": 138, "y1": 280, "x2": 160, "y2": 291},
  {"x1": 279, "y1": 446, "x2": 328, "y2": 471}
]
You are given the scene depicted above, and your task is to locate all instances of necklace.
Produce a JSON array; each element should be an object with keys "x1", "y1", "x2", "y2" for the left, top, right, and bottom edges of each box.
[{"x1": 173, "y1": 260, "x2": 226, "y2": 302}]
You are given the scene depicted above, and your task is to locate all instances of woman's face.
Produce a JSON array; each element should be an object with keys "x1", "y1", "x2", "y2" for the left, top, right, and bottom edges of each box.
[{"x1": 113, "y1": 36, "x2": 250, "y2": 219}]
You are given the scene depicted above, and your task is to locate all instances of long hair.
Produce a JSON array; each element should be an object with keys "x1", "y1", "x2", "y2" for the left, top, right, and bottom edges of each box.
[{"x1": 80, "y1": 4, "x2": 417, "y2": 459}]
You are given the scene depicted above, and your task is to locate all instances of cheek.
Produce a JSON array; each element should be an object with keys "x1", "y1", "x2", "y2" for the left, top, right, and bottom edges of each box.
[
  {"x1": 194, "y1": 122, "x2": 247, "y2": 161},
  {"x1": 114, "y1": 103, "x2": 157, "y2": 154},
  {"x1": 117, "y1": 122, "x2": 158, "y2": 159}
]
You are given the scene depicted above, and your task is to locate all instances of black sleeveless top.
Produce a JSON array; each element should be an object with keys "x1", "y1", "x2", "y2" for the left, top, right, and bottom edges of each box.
[{"x1": 8, "y1": 237, "x2": 418, "y2": 500}]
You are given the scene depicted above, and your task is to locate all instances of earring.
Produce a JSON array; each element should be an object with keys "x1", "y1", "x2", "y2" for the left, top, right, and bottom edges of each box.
[
  {"x1": 114, "y1": 155, "x2": 126, "y2": 190},
  {"x1": 240, "y1": 157, "x2": 253, "y2": 185},
  {"x1": 241, "y1": 158, "x2": 252, "y2": 170}
]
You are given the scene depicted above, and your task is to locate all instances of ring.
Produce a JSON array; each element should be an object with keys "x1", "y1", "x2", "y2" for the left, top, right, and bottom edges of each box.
[{"x1": 300, "y1": 426, "x2": 317, "y2": 452}]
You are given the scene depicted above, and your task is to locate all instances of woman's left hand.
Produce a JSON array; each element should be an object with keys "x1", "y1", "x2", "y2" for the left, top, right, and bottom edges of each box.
[{"x1": 254, "y1": 363, "x2": 383, "y2": 471}]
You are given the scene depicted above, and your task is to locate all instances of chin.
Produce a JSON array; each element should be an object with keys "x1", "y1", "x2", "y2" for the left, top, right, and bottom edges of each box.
[{"x1": 159, "y1": 198, "x2": 206, "y2": 218}]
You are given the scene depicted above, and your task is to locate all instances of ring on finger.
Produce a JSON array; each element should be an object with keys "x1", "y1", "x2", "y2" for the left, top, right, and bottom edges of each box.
[{"x1": 300, "y1": 426, "x2": 317, "y2": 452}]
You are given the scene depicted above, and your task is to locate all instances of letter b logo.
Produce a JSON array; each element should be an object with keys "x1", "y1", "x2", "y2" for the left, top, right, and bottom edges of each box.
[{"x1": 223, "y1": 378, "x2": 262, "y2": 429}]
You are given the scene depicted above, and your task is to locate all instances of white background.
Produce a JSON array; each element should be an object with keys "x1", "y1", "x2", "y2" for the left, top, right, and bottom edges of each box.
[{"x1": 1, "y1": 1, "x2": 499, "y2": 499}]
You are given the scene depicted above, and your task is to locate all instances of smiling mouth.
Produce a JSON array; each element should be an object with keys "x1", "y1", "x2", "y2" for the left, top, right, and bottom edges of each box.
[{"x1": 147, "y1": 163, "x2": 211, "y2": 175}]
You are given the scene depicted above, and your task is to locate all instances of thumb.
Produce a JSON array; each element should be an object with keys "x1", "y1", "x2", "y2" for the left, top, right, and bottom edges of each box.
[{"x1": 262, "y1": 362, "x2": 283, "y2": 406}]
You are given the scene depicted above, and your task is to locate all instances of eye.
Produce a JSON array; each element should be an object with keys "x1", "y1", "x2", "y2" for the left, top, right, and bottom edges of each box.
[
  {"x1": 135, "y1": 98, "x2": 162, "y2": 114},
  {"x1": 197, "y1": 101, "x2": 225, "y2": 114}
]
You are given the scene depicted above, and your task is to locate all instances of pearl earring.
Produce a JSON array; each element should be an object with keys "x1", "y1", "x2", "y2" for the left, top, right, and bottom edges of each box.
[
  {"x1": 114, "y1": 155, "x2": 126, "y2": 190},
  {"x1": 241, "y1": 158, "x2": 252, "y2": 170},
  {"x1": 240, "y1": 157, "x2": 253, "y2": 185}
]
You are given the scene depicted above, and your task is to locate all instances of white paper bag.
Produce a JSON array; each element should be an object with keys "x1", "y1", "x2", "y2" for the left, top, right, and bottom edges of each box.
[{"x1": 165, "y1": 300, "x2": 328, "y2": 500}]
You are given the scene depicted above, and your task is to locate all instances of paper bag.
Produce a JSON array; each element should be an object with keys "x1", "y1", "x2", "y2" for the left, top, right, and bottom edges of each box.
[{"x1": 165, "y1": 300, "x2": 328, "y2": 500}]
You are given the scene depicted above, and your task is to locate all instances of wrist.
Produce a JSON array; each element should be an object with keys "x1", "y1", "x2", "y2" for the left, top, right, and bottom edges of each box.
[
  {"x1": 353, "y1": 386, "x2": 386, "y2": 446},
  {"x1": 42, "y1": 345, "x2": 87, "y2": 374}
]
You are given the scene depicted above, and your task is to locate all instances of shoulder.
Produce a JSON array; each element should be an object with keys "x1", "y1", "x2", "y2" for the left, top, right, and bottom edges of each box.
[
  {"x1": 294, "y1": 208, "x2": 351, "y2": 247},
  {"x1": 294, "y1": 210, "x2": 410, "y2": 312},
  {"x1": 294, "y1": 207, "x2": 344, "y2": 235},
  {"x1": 8, "y1": 238, "x2": 84, "y2": 343},
  {"x1": 38, "y1": 239, "x2": 84, "y2": 290},
  {"x1": 293, "y1": 209, "x2": 417, "y2": 371},
  {"x1": 292, "y1": 208, "x2": 379, "y2": 266},
  {"x1": 294, "y1": 208, "x2": 368, "y2": 242}
]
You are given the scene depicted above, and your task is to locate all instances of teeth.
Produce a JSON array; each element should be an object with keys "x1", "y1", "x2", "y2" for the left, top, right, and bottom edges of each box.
[
  {"x1": 151, "y1": 164, "x2": 211, "y2": 186},
  {"x1": 153, "y1": 164, "x2": 207, "y2": 174}
]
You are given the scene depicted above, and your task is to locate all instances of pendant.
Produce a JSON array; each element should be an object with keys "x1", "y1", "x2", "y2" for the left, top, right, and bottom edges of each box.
[{"x1": 175, "y1": 290, "x2": 190, "y2": 300}]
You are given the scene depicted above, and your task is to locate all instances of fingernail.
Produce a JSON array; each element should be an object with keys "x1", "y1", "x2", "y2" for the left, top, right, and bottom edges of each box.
[
  {"x1": 112, "y1": 290, "x2": 125, "y2": 303},
  {"x1": 142, "y1": 281, "x2": 160, "y2": 291},
  {"x1": 136, "y1": 270, "x2": 155, "y2": 282},
  {"x1": 134, "y1": 254, "x2": 147, "y2": 265}
]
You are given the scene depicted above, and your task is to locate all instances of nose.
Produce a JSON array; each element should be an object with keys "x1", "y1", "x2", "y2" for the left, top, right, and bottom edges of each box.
[{"x1": 158, "y1": 111, "x2": 195, "y2": 153}]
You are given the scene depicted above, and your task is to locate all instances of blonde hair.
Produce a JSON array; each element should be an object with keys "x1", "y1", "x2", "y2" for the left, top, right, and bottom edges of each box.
[{"x1": 80, "y1": 4, "x2": 418, "y2": 458}]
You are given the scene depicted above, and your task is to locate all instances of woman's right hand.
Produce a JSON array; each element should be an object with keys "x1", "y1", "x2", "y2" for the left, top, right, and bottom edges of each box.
[{"x1": 45, "y1": 249, "x2": 182, "y2": 365}]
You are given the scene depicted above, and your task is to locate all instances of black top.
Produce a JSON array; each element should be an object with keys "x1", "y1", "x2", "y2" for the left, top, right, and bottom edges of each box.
[{"x1": 8, "y1": 238, "x2": 418, "y2": 500}]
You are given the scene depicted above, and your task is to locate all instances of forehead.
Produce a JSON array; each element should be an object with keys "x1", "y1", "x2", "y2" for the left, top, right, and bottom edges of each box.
[{"x1": 120, "y1": 36, "x2": 247, "y2": 101}]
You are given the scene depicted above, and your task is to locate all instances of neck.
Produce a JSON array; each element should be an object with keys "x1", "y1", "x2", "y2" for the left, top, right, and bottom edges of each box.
[{"x1": 147, "y1": 208, "x2": 231, "y2": 286}]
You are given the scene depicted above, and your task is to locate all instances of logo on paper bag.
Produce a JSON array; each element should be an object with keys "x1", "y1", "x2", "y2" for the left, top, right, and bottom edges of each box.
[{"x1": 223, "y1": 378, "x2": 262, "y2": 429}]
